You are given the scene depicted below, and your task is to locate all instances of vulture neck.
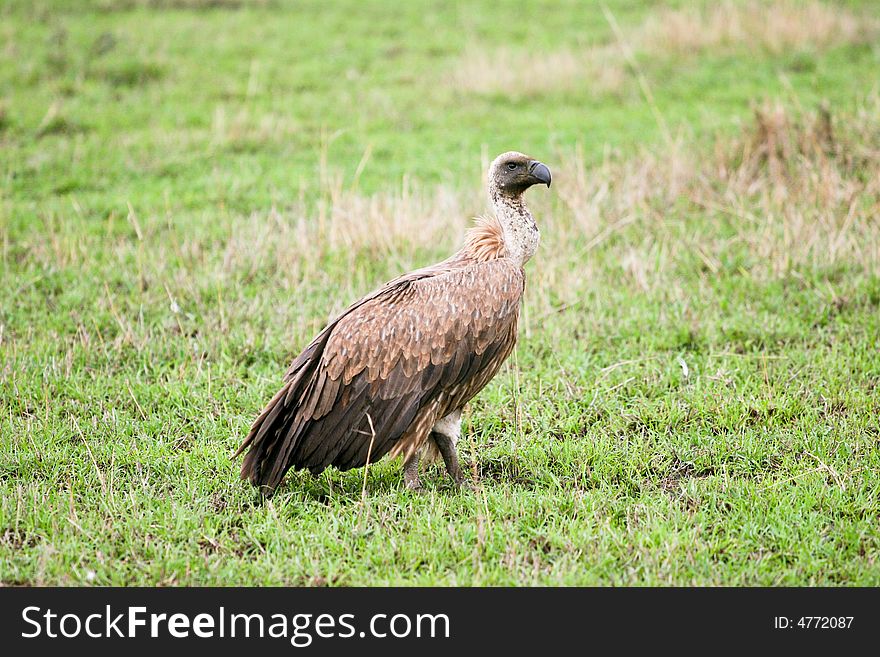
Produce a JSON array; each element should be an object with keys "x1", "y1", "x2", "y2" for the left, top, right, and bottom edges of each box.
[{"x1": 486, "y1": 184, "x2": 540, "y2": 267}]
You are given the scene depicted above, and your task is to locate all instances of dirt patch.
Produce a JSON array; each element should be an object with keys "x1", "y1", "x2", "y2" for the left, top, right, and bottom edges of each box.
[
  {"x1": 658, "y1": 457, "x2": 716, "y2": 492},
  {"x1": 0, "y1": 527, "x2": 41, "y2": 550}
]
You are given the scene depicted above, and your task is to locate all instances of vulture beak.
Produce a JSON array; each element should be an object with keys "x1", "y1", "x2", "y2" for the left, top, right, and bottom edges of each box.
[{"x1": 528, "y1": 160, "x2": 552, "y2": 187}]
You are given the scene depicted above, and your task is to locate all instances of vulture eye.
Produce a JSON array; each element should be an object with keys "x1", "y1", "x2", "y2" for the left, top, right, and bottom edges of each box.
[{"x1": 506, "y1": 162, "x2": 518, "y2": 171}]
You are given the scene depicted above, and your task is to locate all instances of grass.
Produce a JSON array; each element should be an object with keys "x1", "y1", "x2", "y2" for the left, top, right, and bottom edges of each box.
[{"x1": 1, "y1": 0, "x2": 879, "y2": 585}]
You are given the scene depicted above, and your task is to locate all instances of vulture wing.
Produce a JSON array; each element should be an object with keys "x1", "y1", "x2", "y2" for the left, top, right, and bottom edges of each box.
[{"x1": 236, "y1": 257, "x2": 524, "y2": 490}]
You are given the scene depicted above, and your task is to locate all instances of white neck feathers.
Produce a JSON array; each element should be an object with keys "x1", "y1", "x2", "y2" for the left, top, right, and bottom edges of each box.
[{"x1": 487, "y1": 183, "x2": 540, "y2": 267}]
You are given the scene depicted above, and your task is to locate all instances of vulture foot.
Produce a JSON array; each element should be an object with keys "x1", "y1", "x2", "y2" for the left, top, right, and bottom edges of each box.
[{"x1": 403, "y1": 452, "x2": 422, "y2": 491}]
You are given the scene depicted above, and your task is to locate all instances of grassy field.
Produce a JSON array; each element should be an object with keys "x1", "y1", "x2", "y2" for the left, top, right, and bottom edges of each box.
[{"x1": 2, "y1": 0, "x2": 879, "y2": 585}]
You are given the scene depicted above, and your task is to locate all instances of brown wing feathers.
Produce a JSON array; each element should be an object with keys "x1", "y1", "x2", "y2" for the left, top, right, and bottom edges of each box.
[{"x1": 236, "y1": 245, "x2": 524, "y2": 492}]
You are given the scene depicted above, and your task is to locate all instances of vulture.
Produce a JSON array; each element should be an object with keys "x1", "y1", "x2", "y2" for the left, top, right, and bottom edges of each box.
[{"x1": 235, "y1": 151, "x2": 551, "y2": 493}]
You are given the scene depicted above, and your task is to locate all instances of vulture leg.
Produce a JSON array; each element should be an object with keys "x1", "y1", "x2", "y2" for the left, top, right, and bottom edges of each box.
[
  {"x1": 432, "y1": 431, "x2": 469, "y2": 488},
  {"x1": 403, "y1": 452, "x2": 422, "y2": 491},
  {"x1": 431, "y1": 409, "x2": 470, "y2": 489}
]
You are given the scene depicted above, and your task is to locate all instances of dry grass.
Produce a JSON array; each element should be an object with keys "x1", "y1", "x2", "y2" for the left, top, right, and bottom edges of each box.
[
  {"x1": 309, "y1": 176, "x2": 474, "y2": 256},
  {"x1": 216, "y1": 176, "x2": 479, "y2": 299},
  {"x1": 450, "y1": 1, "x2": 878, "y2": 97},
  {"x1": 448, "y1": 45, "x2": 628, "y2": 98},
  {"x1": 717, "y1": 100, "x2": 880, "y2": 275},
  {"x1": 549, "y1": 97, "x2": 880, "y2": 295},
  {"x1": 210, "y1": 106, "x2": 301, "y2": 151},
  {"x1": 640, "y1": 1, "x2": 878, "y2": 56}
]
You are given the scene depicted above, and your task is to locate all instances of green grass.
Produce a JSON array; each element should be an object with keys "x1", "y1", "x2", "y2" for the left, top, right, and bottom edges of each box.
[{"x1": 2, "y1": 0, "x2": 880, "y2": 585}]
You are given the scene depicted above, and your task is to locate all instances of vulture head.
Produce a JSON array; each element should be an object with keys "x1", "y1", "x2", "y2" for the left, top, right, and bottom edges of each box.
[{"x1": 489, "y1": 151, "x2": 552, "y2": 195}]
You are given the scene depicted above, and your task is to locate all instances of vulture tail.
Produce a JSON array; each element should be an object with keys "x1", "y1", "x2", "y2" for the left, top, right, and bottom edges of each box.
[
  {"x1": 234, "y1": 339, "x2": 326, "y2": 494},
  {"x1": 234, "y1": 381, "x2": 295, "y2": 493}
]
